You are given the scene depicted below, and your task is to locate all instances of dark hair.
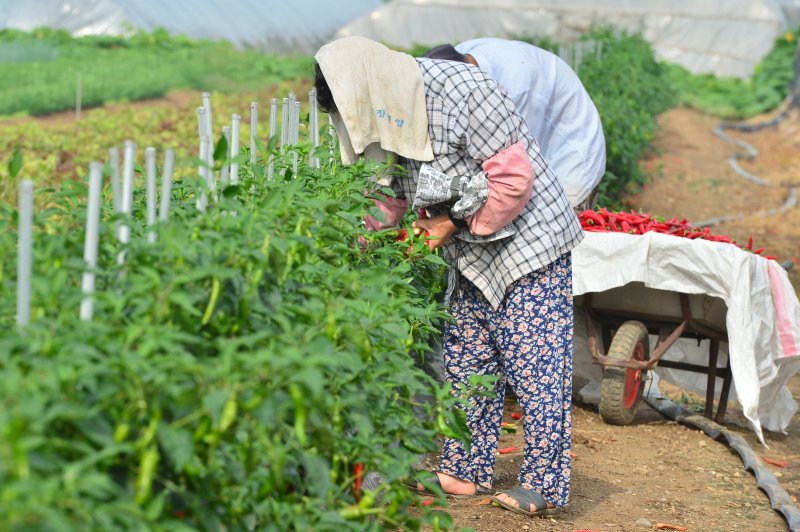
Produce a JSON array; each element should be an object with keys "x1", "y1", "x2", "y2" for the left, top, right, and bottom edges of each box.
[
  {"x1": 314, "y1": 62, "x2": 336, "y2": 114},
  {"x1": 423, "y1": 43, "x2": 467, "y2": 63}
]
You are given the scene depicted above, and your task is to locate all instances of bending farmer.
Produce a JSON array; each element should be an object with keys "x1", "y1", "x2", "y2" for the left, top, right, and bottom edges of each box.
[{"x1": 314, "y1": 36, "x2": 583, "y2": 517}]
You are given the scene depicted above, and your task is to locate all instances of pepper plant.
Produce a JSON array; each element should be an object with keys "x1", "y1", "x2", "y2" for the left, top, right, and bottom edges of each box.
[{"x1": 0, "y1": 138, "x2": 465, "y2": 530}]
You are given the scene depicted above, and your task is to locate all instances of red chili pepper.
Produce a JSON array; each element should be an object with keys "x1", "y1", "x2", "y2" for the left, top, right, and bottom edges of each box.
[
  {"x1": 396, "y1": 229, "x2": 408, "y2": 241},
  {"x1": 753, "y1": 247, "x2": 765, "y2": 255},
  {"x1": 510, "y1": 412, "x2": 522, "y2": 420},
  {"x1": 498, "y1": 446, "x2": 522, "y2": 454},
  {"x1": 747, "y1": 235, "x2": 753, "y2": 251},
  {"x1": 354, "y1": 463, "x2": 363, "y2": 502}
]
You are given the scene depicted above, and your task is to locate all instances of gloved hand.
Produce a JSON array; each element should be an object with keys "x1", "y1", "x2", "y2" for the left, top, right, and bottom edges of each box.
[{"x1": 412, "y1": 164, "x2": 488, "y2": 219}]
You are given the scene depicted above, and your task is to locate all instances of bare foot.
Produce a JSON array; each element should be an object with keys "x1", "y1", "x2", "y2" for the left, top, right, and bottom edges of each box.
[{"x1": 417, "y1": 471, "x2": 477, "y2": 495}]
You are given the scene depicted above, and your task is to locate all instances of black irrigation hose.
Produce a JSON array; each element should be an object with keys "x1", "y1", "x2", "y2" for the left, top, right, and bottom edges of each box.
[
  {"x1": 645, "y1": 394, "x2": 800, "y2": 531},
  {"x1": 695, "y1": 44, "x2": 800, "y2": 229},
  {"x1": 696, "y1": 107, "x2": 799, "y2": 228}
]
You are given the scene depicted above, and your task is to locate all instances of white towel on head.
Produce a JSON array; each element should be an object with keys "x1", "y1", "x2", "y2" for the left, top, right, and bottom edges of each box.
[{"x1": 315, "y1": 36, "x2": 434, "y2": 168}]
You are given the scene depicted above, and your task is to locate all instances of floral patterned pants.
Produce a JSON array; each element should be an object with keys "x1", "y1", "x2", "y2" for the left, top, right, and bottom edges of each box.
[{"x1": 438, "y1": 253, "x2": 573, "y2": 508}]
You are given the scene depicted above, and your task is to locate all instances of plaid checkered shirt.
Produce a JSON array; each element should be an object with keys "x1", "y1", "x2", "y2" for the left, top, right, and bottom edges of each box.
[{"x1": 390, "y1": 58, "x2": 584, "y2": 309}]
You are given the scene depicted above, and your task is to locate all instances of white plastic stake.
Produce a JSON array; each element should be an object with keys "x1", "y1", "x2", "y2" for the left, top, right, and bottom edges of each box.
[
  {"x1": 309, "y1": 89, "x2": 319, "y2": 168},
  {"x1": 293, "y1": 101, "x2": 301, "y2": 144},
  {"x1": 202, "y1": 91, "x2": 213, "y2": 142},
  {"x1": 281, "y1": 97, "x2": 289, "y2": 148},
  {"x1": 196, "y1": 108, "x2": 208, "y2": 211},
  {"x1": 145, "y1": 147, "x2": 157, "y2": 243},
  {"x1": 292, "y1": 101, "x2": 300, "y2": 175},
  {"x1": 221, "y1": 125, "x2": 231, "y2": 186},
  {"x1": 16, "y1": 180, "x2": 33, "y2": 327},
  {"x1": 159, "y1": 149, "x2": 175, "y2": 222},
  {"x1": 268, "y1": 98, "x2": 277, "y2": 179},
  {"x1": 117, "y1": 140, "x2": 135, "y2": 265},
  {"x1": 250, "y1": 101, "x2": 258, "y2": 165},
  {"x1": 328, "y1": 114, "x2": 336, "y2": 165},
  {"x1": 80, "y1": 162, "x2": 103, "y2": 321},
  {"x1": 197, "y1": 106, "x2": 207, "y2": 144},
  {"x1": 197, "y1": 137, "x2": 209, "y2": 213},
  {"x1": 231, "y1": 114, "x2": 241, "y2": 185},
  {"x1": 109, "y1": 147, "x2": 121, "y2": 213}
]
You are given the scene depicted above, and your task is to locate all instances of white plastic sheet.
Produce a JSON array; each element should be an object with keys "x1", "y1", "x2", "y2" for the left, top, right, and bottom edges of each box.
[
  {"x1": 572, "y1": 231, "x2": 800, "y2": 444},
  {"x1": 337, "y1": 0, "x2": 800, "y2": 78},
  {"x1": 0, "y1": 0, "x2": 382, "y2": 53}
]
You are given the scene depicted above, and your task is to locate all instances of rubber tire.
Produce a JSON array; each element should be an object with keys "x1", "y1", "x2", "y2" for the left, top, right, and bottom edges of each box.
[{"x1": 599, "y1": 321, "x2": 650, "y2": 426}]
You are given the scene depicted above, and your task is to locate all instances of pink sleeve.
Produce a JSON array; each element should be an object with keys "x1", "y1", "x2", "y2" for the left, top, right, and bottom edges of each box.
[
  {"x1": 467, "y1": 141, "x2": 534, "y2": 236},
  {"x1": 363, "y1": 194, "x2": 408, "y2": 231}
]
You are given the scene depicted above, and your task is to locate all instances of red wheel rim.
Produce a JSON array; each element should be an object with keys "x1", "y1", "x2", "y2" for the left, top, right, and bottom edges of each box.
[{"x1": 623, "y1": 342, "x2": 645, "y2": 409}]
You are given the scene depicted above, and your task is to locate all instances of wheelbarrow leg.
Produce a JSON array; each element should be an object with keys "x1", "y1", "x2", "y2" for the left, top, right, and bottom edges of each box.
[
  {"x1": 715, "y1": 356, "x2": 733, "y2": 423},
  {"x1": 704, "y1": 338, "x2": 720, "y2": 420},
  {"x1": 602, "y1": 324, "x2": 613, "y2": 356}
]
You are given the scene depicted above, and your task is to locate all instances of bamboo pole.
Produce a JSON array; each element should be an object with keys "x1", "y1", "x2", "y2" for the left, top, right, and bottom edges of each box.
[
  {"x1": 80, "y1": 162, "x2": 103, "y2": 321},
  {"x1": 16, "y1": 179, "x2": 33, "y2": 327}
]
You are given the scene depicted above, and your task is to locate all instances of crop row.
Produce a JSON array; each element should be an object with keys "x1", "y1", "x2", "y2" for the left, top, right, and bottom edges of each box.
[{"x1": 1, "y1": 94, "x2": 464, "y2": 529}]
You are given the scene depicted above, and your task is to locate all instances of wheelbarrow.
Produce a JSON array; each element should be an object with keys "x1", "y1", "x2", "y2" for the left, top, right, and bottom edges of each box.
[{"x1": 575, "y1": 282, "x2": 731, "y2": 425}]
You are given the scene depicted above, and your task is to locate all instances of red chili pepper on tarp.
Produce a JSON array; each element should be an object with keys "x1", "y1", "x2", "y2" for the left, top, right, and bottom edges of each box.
[
  {"x1": 576, "y1": 209, "x2": 779, "y2": 261},
  {"x1": 510, "y1": 411, "x2": 522, "y2": 420},
  {"x1": 354, "y1": 463, "x2": 363, "y2": 502}
]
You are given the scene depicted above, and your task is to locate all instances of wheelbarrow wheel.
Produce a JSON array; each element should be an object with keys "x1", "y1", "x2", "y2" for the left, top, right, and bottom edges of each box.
[{"x1": 600, "y1": 321, "x2": 650, "y2": 425}]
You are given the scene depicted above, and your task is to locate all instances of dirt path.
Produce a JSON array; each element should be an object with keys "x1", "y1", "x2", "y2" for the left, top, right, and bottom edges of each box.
[
  {"x1": 438, "y1": 393, "x2": 793, "y2": 531},
  {"x1": 431, "y1": 107, "x2": 800, "y2": 531}
]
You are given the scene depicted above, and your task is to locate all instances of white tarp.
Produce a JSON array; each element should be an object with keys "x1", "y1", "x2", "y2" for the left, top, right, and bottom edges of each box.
[
  {"x1": 572, "y1": 231, "x2": 800, "y2": 444},
  {"x1": 336, "y1": 0, "x2": 800, "y2": 78},
  {"x1": 0, "y1": 0, "x2": 382, "y2": 53}
]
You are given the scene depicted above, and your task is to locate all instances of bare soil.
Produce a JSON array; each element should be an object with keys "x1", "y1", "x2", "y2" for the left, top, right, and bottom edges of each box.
[{"x1": 430, "y1": 107, "x2": 800, "y2": 531}]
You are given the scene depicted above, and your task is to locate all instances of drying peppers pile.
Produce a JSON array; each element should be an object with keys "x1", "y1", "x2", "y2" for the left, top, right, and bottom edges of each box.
[{"x1": 578, "y1": 208, "x2": 777, "y2": 260}]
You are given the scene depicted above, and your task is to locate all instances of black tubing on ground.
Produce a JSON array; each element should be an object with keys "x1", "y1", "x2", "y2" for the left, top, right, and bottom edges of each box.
[
  {"x1": 599, "y1": 320, "x2": 650, "y2": 426},
  {"x1": 644, "y1": 394, "x2": 800, "y2": 532}
]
